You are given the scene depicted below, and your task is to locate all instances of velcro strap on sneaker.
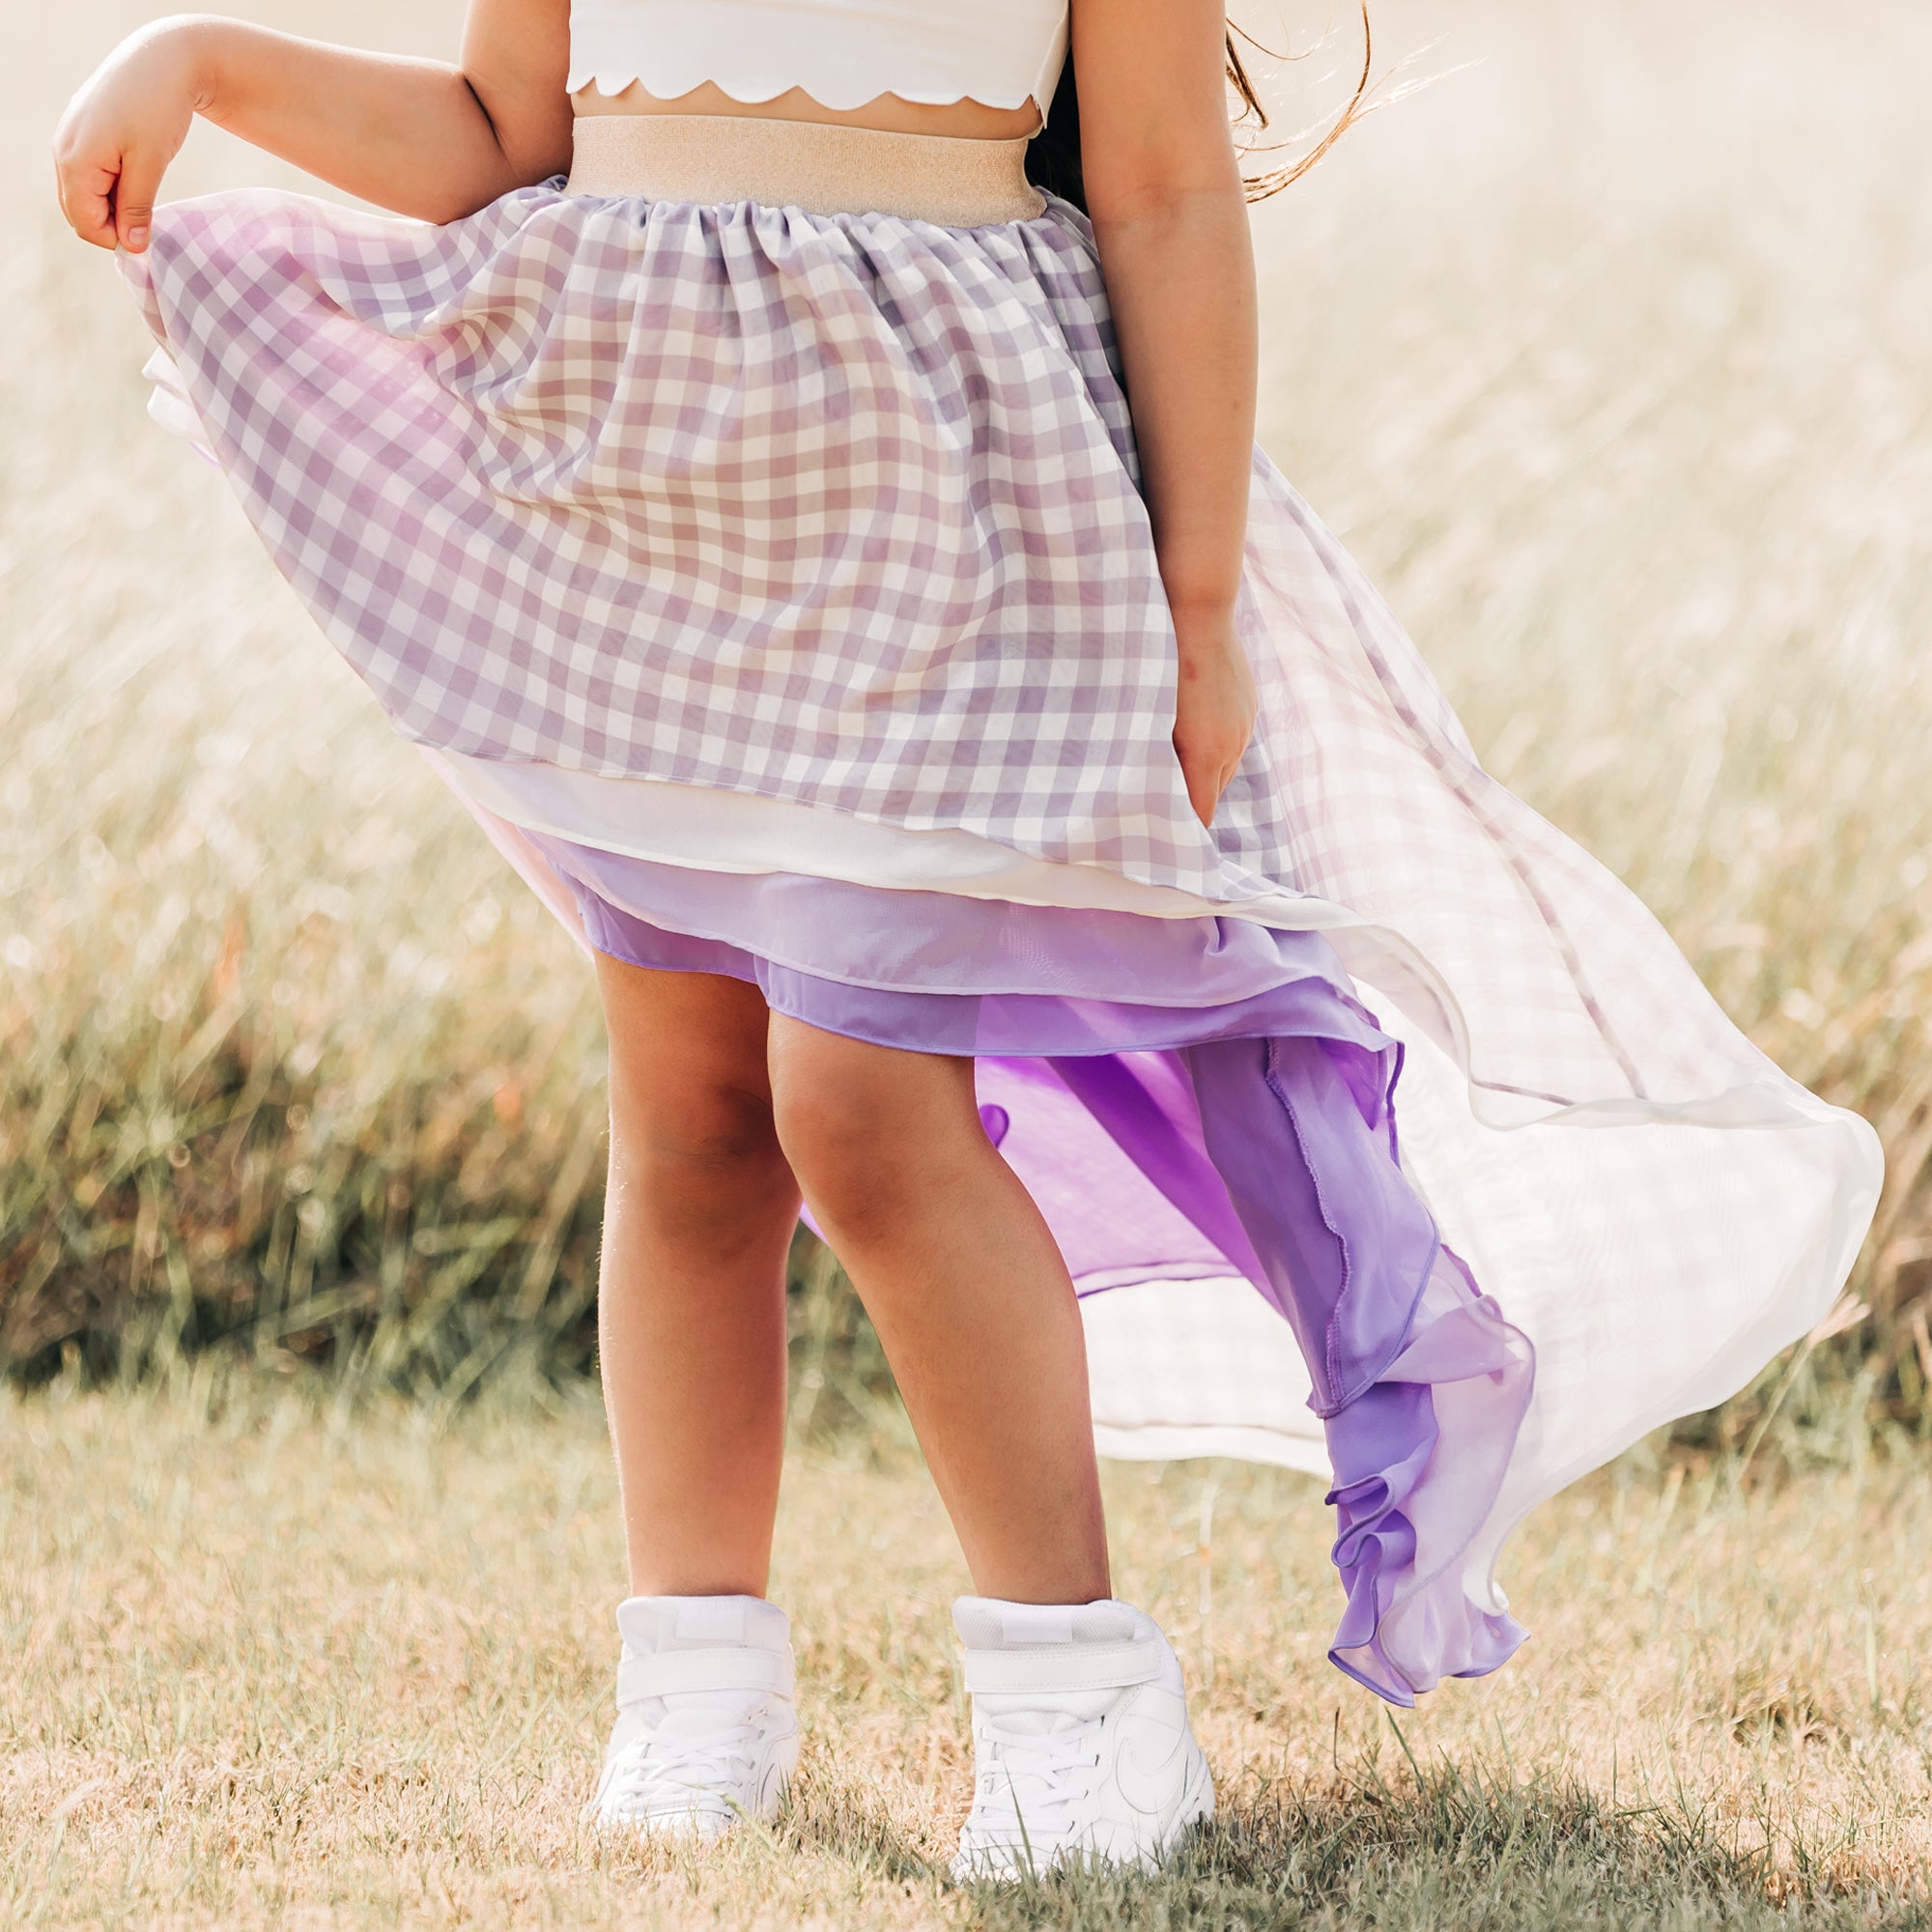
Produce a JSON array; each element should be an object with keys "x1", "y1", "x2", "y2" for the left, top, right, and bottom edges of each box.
[
  {"x1": 962, "y1": 1636, "x2": 1166, "y2": 1697},
  {"x1": 616, "y1": 1645, "x2": 794, "y2": 1706}
]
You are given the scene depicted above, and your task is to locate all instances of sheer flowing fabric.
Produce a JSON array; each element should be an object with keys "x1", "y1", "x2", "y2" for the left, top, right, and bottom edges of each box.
[{"x1": 121, "y1": 178, "x2": 1881, "y2": 1702}]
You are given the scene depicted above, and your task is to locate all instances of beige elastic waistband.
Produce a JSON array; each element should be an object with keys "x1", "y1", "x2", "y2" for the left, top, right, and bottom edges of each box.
[{"x1": 566, "y1": 114, "x2": 1046, "y2": 226}]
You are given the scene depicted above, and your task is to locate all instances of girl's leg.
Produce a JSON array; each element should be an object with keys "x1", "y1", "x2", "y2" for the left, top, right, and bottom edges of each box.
[
  {"x1": 765, "y1": 1015, "x2": 1109, "y2": 1605},
  {"x1": 595, "y1": 953, "x2": 801, "y2": 1597}
]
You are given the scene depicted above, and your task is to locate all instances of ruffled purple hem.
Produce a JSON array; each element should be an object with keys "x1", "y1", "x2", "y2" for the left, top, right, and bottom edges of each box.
[
  {"x1": 551, "y1": 843, "x2": 1534, "y2": 1702},
  {"x1": 1323, "y1": 1258, "x2": 1533, "y2": 1701},
  {"x1": 1187, "y1": 1032, "x2": 1535, "y2": 1703}
]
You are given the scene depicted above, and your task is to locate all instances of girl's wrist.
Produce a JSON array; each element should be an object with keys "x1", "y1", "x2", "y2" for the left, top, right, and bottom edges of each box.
[
  {"x1": 1167, "y1": 595, "x2": 1242, "y2": 660},
  {"x1": 1159, "y1": 560, "x2": 1242, "y2": 624}
]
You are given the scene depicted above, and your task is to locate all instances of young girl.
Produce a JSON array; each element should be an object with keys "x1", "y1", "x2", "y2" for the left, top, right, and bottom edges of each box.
[{"x1": 55, "y1": 0, "x2": 1879, "y2": 1879}]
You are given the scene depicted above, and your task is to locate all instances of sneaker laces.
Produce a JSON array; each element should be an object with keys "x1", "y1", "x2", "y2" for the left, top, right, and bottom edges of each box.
[
  {"x1": 602, "y1": 1704, "x2": 765, "y2": 1819},
  {"x1": 959, "y1": 1714, "x2": 1105, "y2": 1856}
]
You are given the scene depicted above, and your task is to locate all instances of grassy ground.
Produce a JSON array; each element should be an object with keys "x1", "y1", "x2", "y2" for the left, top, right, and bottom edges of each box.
[{"x1": 4, "y1": 1385, "x2": 1930, "y2": 1929}]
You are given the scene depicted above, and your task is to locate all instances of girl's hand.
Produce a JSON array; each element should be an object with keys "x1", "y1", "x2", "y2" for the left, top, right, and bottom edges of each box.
[
  {"x1": 1171, "y1": 603, "x2": 1258, "y2": 829},
  {"x1": 53, "y1": 23, "x2": 207, "y2": 254}
]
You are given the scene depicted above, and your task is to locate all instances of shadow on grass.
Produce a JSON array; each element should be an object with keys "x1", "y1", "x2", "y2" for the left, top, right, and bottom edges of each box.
[{"x1": 842, "y1": 1747, "x2": 1928, "y2": 1932}]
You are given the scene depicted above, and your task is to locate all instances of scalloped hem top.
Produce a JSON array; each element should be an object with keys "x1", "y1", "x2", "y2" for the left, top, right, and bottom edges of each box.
[{"x1": 564, "y1": 0, "x2": 1069, "y2": 118}]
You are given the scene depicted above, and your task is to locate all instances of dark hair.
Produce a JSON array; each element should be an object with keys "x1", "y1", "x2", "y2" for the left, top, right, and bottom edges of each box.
[{"x1": 1025, "y1": 6, "x2": 1377, "y2": 215}]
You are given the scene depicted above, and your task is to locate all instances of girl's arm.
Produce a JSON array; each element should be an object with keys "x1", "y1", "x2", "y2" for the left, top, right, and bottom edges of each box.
[
  {"x1": 1071, "y1": 0, "x2": 1260, "y2": 828},
  {"x1": 53, "y1": 0, "x2": 572, "y2": 251}
]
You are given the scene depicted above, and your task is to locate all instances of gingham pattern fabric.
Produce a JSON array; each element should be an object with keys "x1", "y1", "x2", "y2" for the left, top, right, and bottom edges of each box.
[
  {"x1": 121, "y1": 183, "x2": 1883, "y2": 1135},
  {"x1": 125, "y1": 182, "x2": 1883, "y2": 1665},
  {"x1": 127, "y1": 185, "x2": 1261, "y2": 887}
]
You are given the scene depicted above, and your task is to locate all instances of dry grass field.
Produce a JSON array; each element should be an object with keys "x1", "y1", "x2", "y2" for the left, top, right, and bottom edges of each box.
[
  {"x1": 3, "y1": 1385, "x2": 1930, "y2": 1929},
  {"x1": 6, "y1": 0, "x2": 1932, "y2": 1924}
]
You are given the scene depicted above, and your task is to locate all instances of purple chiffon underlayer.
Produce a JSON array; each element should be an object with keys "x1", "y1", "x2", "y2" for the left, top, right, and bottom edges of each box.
[
  {"x1": 554, "y1": 846, "x2": 1534, "y2": 1703},
  {"x1": 117, "y1": 170, "x2": 1878, "y2": 1718}
]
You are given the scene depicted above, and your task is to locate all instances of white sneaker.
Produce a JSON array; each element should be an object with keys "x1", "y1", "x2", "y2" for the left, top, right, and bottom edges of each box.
[
  {"x1": 951, "y1": 1597, "x2": 1213, "y2": 1880},
  {"x1": 587, "y1": 1594, "x2": 800, "y2": 1841}
]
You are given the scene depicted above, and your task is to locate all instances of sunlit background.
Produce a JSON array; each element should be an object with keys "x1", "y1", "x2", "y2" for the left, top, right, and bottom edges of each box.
[{"x1": 5, "y1": 1, "x2": 1930, "y2": 1410}]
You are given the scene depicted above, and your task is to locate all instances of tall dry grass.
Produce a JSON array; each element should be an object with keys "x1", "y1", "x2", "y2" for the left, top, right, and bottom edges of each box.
[{"x1": 3, "y1": 0, "x2": 1930, "y2": 1416}]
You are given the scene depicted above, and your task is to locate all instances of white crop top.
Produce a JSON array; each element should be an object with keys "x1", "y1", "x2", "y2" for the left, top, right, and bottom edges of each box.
[{"x1": 567, "y1": 0, "x2": 1070, "y2": 121}]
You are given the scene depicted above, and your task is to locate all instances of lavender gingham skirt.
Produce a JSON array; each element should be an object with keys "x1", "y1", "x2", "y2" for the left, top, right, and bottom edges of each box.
[{"x1": 121, "y1": 177, "x2": 1881, "y2": 1705}]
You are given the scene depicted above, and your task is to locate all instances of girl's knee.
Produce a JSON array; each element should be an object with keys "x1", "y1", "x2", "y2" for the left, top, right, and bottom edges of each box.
[
  {"x1": 767, "y1": 1026, "x2": 976, "y2": 1231},
  {"x1": 611, "y1": 1074, "x2": 784, "y2": 1177},
  {"x1": 599, "y1": 961, "x2": 784, "y2": 1179}
]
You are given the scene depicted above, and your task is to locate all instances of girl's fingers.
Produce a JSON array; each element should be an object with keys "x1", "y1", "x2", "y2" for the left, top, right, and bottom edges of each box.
[
  {"x1": 1179, "y1": 749, "x2": 1216, "y2": 828},
  {"x1": 112, "y1": 148, "x2": 164, "y2": 252},
  {"x1": 1176, "y1": 734, "x2": 1243, "y2": 828},
  {"x1": 57, "y1": 154, "x2": 123, "y2": 250}
]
